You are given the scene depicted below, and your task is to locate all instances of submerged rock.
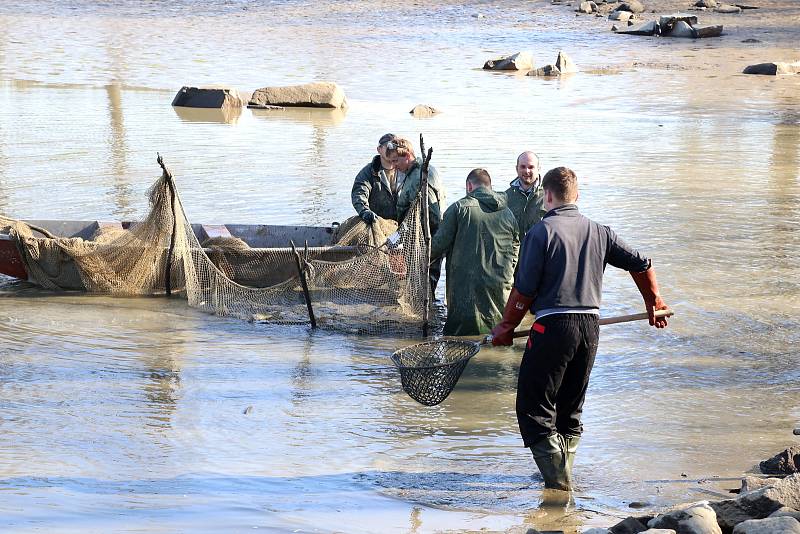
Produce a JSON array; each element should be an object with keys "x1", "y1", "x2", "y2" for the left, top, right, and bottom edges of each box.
[
  {"x1": 409, "y1": 104, "x2": 441, "y2": 117},
  {"x1": 555, "y1": 51, "x2": 578, "y2": 73},
  {"x1": 483, "y1": 51, "x2": 533, "y2": 71},
  {"x1": 248, "y1": 82, "x2": 347, "y2": 109}
]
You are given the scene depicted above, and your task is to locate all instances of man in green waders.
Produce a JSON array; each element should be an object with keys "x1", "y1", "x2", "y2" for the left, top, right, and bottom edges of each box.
[
  {"x1": 491, "y1": 166, "x2": 669, "y2": 491},
  {"x1": 505, "y1": 151, "x2": 547, "y2": 239},
  {"x1": 430, "y1": 169, "x2": 519, "y2": 336}
]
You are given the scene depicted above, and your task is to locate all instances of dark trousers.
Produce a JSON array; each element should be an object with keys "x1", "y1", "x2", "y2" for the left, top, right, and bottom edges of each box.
[{"x1": 516, "y1": 313, "x2": 599, "y2": 447}]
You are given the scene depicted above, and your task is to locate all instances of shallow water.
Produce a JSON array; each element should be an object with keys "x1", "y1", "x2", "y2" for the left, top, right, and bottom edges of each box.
[{"x1": 1, "y1": 1, "x2": 800, "y2": 532}]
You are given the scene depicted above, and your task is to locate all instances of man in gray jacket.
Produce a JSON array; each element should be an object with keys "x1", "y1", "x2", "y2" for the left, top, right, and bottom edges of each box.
[{"x1": 351, "y1": 133, "x2": 400, "y2": 224}]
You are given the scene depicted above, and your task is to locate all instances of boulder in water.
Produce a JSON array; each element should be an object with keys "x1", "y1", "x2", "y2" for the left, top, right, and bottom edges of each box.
[
  {"x1": 743, "y1": 62, "x2": 800, "y2": 75},
  {"x1": 410, "y1": 104, "x2": 441, "y2": 117},
  {"x1": 483, "y1": 51, "x2": 533, "y2": 71},
  {"x1": 248, "y1": 82, "x2": 348, "y2": 109},
  {"x1": 172, "y1": 86, "x2": 245, "y2": 109}
]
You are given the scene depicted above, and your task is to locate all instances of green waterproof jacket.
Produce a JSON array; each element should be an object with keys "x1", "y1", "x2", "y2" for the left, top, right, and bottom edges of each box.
[
  {"x1": 396, "y1": 158, "x2": 445, "y2": 229},
  {"x1": 504, "y1": 178, "x2": 546, "y2": 238},
  {"x1": 431, "y1": 186, "x2": 519, "y2": 336},
  {"x1": 351, "y1": 156, "x2": 399, "y2": 221}
]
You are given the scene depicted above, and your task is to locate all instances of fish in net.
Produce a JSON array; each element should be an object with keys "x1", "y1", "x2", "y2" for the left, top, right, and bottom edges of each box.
[{"x1": 391, "y1": 339, "x2": 481, "y2": 406}]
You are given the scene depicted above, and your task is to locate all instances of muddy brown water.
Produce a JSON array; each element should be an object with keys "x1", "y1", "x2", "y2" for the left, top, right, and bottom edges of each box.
[{"x1": 1, "y1": 1, "x2": 799, "y2": 532}]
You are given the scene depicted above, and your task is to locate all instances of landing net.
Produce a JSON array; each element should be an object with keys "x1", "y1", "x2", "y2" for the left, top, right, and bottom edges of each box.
[{"x1": 0, "y1": 161, "x2": 436, "y2": 337}]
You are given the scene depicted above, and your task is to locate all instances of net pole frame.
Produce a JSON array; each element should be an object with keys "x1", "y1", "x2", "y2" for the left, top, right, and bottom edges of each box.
[
  {"x1": 291, "y1": 239, "x2": 317, "y2": 328},
  {"x1": 419, "y1": 135, "x2": 432, "y2": 337},
  {"x1": 158, "y1": 154, "x2": 177, "y2": 297}
]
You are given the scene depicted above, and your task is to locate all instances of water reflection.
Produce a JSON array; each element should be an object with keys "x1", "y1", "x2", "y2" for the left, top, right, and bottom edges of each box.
[
  {"x1": 105, "y1": 83, "x2": 134, "y2": 217},
  {"x1": 173, "y1": 104, "x2": 242, "y2": 125},
  {"x1": 249, "y1": 106, "x2": 347, "y2": 126}
]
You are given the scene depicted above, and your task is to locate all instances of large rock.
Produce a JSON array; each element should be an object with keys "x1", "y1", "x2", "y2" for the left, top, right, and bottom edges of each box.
[
  {"x1": 665, "y1": 20, "x2": 696, "y2": 37},
  {"x1": 760, "y1": 447, "x2": 800, "y2": 473},
  {"x1": 694, "y1": 0, "x2": 717, "y2": 6},
  {"x1": 578, "y1": 1, "x2": 598, "y2": 13},
  {"x1": 171, "y1": 86, "x2": 245, "y2": 109},
  {"x1": 616, "y1": 20, "x2": 658, "y2": 35},
  {"x1": 771, "y1": 507, "x2": 800, "y2": 522},
  {"x1": 555, "y1": 51, "x2": 578, "y2": 73},
  {"x1": 694, "y1": 25, "x2": 723, "y2": 38},
  {"x1": 741, "y1": 476, "x2": 783, "y2": 494},
  {"x1": 648, "y1": 502, "x2": 722, "y2": 534},
  {"x1": 527, "y1": 64, "x2": 560, "y2": 76},
  {"x1": 715, "y1": 4, "x2": 742, "y2": 13},
  {"x1": 711, "y1": 474, "x2": 800, "y2": 531},
  {"x1": 732, "y1": 516, "x2": 800, "y2": 533},
  {"x1": 609, "y1": 516, "x2": 650, "y2": 533},
  {"x1": 744, "y1": 62, "x2": 800, "y2": 76},
  {"x1": 483, "y1": 51, "x2": 534, "y2": 71},
  {"x1": 248, "y1": 82, "x2": 347, "y2": 109},
  {"x1": 616, "y1": 0, "x2": 645, "y2": 13},
  {"x1": 610, "y1": 10, "x2": 634, "y2": 21}
]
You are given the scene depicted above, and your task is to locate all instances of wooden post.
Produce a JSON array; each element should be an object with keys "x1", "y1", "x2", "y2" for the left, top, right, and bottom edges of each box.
[
  {"x1": 419, "y1": 135, "x2": 433, "y2": 337},
  {"x1": 158, "y1": 154, "x2": 178, "y2": 297},
  {"x1": 291, "y1": 240, "x2": 317, "y2": 328}
]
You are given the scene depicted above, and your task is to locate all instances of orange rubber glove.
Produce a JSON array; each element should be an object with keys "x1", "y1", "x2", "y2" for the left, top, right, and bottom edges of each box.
[{"x1": 490, "y1": 287, "x2": 534, "y2": 346}]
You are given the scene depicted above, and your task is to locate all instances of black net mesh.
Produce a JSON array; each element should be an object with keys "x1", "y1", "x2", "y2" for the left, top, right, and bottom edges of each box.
[{"x1": 390, "y1": 340, "x2": 480, "y2": 406}]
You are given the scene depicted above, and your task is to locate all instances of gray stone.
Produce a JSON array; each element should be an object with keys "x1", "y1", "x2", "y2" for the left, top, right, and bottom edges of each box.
[
  {"x1": 715, "y1": 4, "x2": 742, "y2": 13},
  {"x1": 641, "y1": 530, "x2": 677, "y2": 533},
  {"x1": 771, "y1": 507, "x2": 800, "y2": 522},
  {"x1": 693, "y1": 25, "x2": 723, "y2": 38},
  {"x1": 409, "y1": 104, "x2": 440, "y2": 117},
  {"x1": 610, "y1": 516, "x2": 649, "y2": 533},
  {"x1": 760, "y1": 447, "x2": 800, "y2": 474},
  {"x1": 616, "y1": 0, "x2": 645, "y2": 13},
  {"x1": 711, "y1": 474, "x2": 800, "y2": 531},
  {"x1": 694, "y1": 0, "x2": 717, "y2": 6},
  {"x1": 733, "y1": 516, "x2": 800, "y2": 533},
  {"x1": 171, "y1": 86, "x2": 245, "y2": 109},
  {"x1": 584, "y1": 529, "x2": 611, "y2": 534},
  {"x1": 659, "y1": 14, "x2": 698, "y2": 27},
  {"x1": 616, "y1": 20, "x2": 658, "y2": 35},
  {"x1": 665, "y1": 20, "x2": 696, "y2": 37},
  {"x1": 483, "y1": 51, "x2": 534, "y2": 71},
  {"x1": 527, "y1": 64, "x2": 560, "y2": 76},
  {"x1": 249, "y1": 82, "x2": 347, "y2": 108},
  {"x1": 742, "y1": 476, "x2": 783, "y2": 494},
  {"x1": 743, "y1": 62, "x2": 800, "y2": 75},
  {"x1": 648, "y1": 502, "x2": 722, "y2": 534},
  {"x1": 609, "y1": 10, "x2": 633, "y2": 20},
  {"x1": 555, "y1": 51, "x2": 578, "y2": 73},
  {"x1": 578, "y1": 1, "x2": 597, "y2": 12}
]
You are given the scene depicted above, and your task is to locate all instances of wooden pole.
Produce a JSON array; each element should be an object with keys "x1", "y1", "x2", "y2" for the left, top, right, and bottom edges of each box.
[
  {"x1": 419, "y1": 135, "x2": 433, "y2": 337},
  {"x1": 291, "y1": 239, "x2": 317, "y2": 328},
  {"x1": 158, "y1": 153, "x2": 178, "y2": 297}
]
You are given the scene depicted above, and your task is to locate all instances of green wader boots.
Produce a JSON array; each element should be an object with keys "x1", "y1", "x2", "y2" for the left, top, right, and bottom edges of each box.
[{"x1": 530, "y1": 433, "x2": 579, "y2": 491}]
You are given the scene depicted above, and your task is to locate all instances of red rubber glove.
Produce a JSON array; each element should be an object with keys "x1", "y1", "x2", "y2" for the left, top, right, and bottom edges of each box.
[
  {"x1": 630, "y1": 267, "x2": 669, "y2": 328},
  {"x1": 490, "y1": 287, "x2": 534, "y2": 345}
]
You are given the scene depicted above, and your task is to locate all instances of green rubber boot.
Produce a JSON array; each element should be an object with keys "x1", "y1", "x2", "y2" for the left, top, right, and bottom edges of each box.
[
  {"x1": 530, "y1": 434, "x2": 571, "y2": 491},
  {"x1": 562, "y1": 434, "x2": 580, "y2": 489}
]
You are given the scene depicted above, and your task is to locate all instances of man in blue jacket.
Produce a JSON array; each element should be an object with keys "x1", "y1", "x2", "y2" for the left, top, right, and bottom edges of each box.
[{"x1": 491, "y1": 166, "x2": 669, "y2": 491}]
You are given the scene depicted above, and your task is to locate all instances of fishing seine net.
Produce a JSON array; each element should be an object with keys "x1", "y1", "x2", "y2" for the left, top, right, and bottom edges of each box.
[
  {"x1": 391, "y1": 340, "x2": 480, "y2": 406},
  {"x1": 0, "y1": 162, "x2": 435, "y2": 336}
]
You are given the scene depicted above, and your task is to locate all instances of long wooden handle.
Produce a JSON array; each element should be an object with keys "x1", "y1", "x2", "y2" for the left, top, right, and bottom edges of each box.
[{"x1": 509, "y1": 308, "x2": 674, "y2": 339}]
